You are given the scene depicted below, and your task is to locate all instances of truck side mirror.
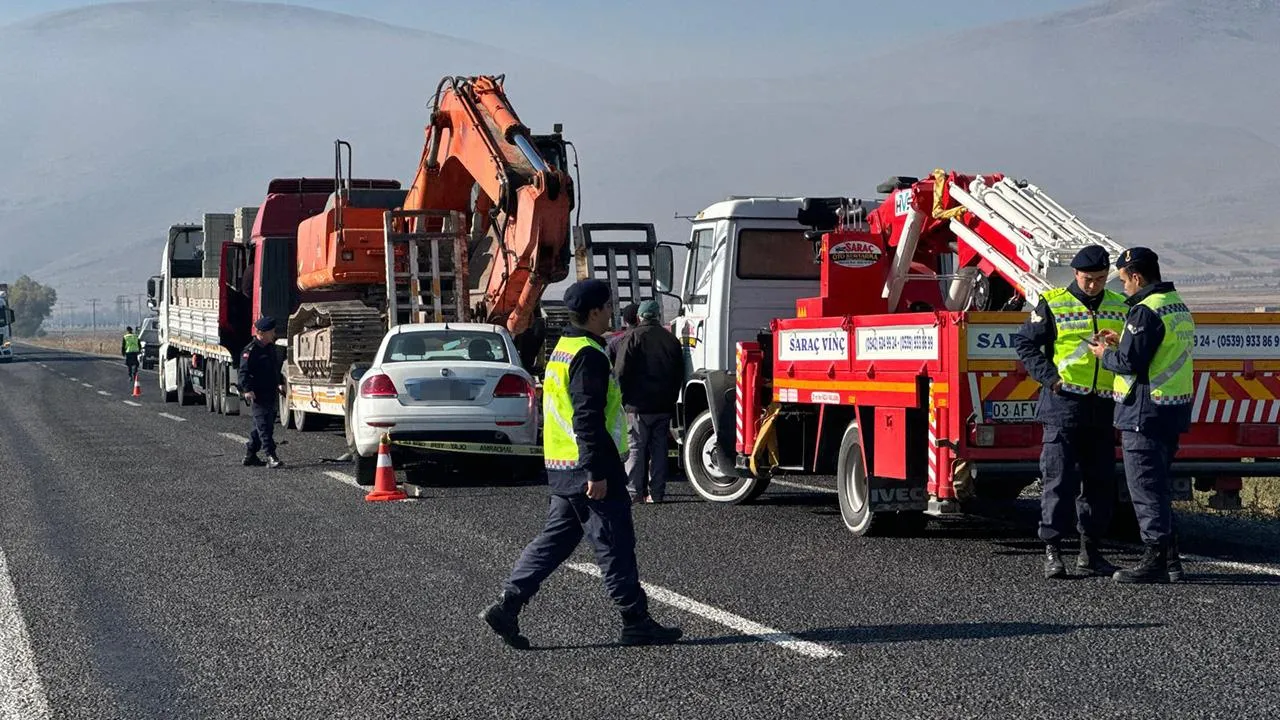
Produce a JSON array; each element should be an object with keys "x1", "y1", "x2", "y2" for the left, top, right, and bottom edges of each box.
[{"x1": 654, "y1": 245, "x2": 674, "y2": 294}]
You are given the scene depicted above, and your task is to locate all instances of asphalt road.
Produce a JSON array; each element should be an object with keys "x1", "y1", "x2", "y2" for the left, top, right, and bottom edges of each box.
[{"x1": 2, "y1": 343, "x2": 1280, "y2": 719}]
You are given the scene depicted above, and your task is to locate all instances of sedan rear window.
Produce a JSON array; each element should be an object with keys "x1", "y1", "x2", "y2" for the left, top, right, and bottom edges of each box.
[{"x1": 383, "y1": 330, "x2": 509, "y2": 363}]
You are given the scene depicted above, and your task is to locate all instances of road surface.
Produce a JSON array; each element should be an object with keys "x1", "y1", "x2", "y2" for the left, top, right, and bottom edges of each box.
[{"x1": 2, "y1": 344, "x2": 1279, "y2": 719}]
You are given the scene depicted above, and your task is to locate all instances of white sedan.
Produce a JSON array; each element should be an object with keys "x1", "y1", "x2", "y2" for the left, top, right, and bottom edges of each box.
[{"x1": 348, "y1": 322, "x2": 539, "y2": 485}]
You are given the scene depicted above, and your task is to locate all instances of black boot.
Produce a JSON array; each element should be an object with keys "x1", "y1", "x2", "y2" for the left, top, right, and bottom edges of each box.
[
  {"x1": 619, "y1": 614, "x2": 683, "y2": 646},
  {"x1": 243, "y1": 451, "x2": 265, "y2": 467},
  {"x1": 1044, "y1": 543, "x2": 1067, "y2": 579},
  {"x1": 1113, "y1": 543, "x2": 1170, "y2": 584},
  {"x1": 1167, "y1": 535, "x2": 1184, "y2": 582},
  {"x1": 1076, "y1": 537, "x2": 1118, "y2": 576},
  {"x1": 266, "y1": 453, "x2": 284, "y2": 469},
  {"x1": 480, "y1": 592, "x2": 530, "y2": 650}
]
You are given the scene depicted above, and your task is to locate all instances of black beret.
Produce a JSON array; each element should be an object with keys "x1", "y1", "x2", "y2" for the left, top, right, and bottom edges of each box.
[
  {"x1": 563, "y1": 278, "x2": 612, "y2": 314},
  {"x1": 1115, "y1": 246, "x2": 1158, "y2": 270},
  {"x1": 254, "y1": 316, "x2": 277, "y2": 331},
  {"x1": 1070, "y1": 245, "x2": 1111, "y2": 272}
]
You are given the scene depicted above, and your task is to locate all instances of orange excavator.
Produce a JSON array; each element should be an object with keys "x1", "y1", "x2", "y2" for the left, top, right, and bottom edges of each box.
[{"x1": 288, "y1": 75, "x2": 576, "y2": 382}]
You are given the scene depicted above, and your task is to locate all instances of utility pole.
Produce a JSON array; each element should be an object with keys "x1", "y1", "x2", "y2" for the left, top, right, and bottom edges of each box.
[{"x1": 88, "y1": 298, "x2": 99, "y2": 335}]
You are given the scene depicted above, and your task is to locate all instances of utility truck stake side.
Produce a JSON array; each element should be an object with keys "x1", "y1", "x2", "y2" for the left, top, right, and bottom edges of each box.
[{"x1": 667, "y1": 172, "x2": 1280, "y2": 534}]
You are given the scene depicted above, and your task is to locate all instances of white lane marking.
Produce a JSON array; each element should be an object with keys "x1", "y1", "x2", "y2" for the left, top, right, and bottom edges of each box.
[
  {"x1": 219, "y1": 432, "x2": 250, "y2": 444},
  {"x1": 157, "y1": 413, "x2": 186, "y2": 423},
  {"x1": 566, "y1": 562, "x2": 842, "y2": 659},
  {"x1": 322, "y1": 470, "x2": 363, "y2": 489},
  {"x1": 770, "y1": 479, "x2": 836, "y2": 494},
  {"x1": 96, "y1": 390, "x2": 111, "y2": 397},
  {"x1": 68, "y1": 377, "x2": 78, "y2": 382},
  {"x1": 122, "y1": 401, "x2": 142, "y2": 407},
  {"x1": 1185, "y1": 554, "x2": 1280, "y2": 578},
  {"x1": 80, "y1": 383, "x2": 93, "y2": 389},
  {"x1": 0, "y1": 547, "x2": 54, "y2": 720}
]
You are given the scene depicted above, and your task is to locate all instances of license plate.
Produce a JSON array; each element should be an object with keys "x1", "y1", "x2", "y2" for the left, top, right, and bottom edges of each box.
[
  {"x1": 984, "y1": 400, "x2": 1037, "y2": 422},
  {"x1": 407, "y1": 379, "x2": 483, "y2": 402}
]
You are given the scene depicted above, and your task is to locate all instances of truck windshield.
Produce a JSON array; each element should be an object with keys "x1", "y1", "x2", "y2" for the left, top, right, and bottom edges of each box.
[{"x1": 383, "y1": 330, "x2": 509, "y2": 363}]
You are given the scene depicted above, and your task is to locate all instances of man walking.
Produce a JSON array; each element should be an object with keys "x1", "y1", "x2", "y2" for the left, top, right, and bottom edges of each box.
[
  {"x1": 1013, "y1": 245, "x2": 1128, "y2": 578},
  {"x1": 121, "y1": 326, "x2": 141, "y2": 381},
  {"x1": 615, "y1": 299, "x2": 684, "y2": 504},
  {"x1": 1090, "y1": 247, "x2": 1194, "y2": 583},
  {"x1": 238, "y1": 316, "x2": 285, "y2": 469},
  {"x1": 480, "y1": 279, "x2": 681, "y2": 649}
]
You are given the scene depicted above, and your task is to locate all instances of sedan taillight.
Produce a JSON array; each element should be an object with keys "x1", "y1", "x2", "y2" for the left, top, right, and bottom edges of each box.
[
  {"x1": 493, "y1": 373, "x2": 533, "y2": 398},
  {"x1": 360, "y1": 373, "x2": 398, "y2": 398}
]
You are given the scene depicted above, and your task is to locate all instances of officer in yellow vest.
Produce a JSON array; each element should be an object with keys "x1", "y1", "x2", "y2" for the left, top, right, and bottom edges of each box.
[
  {"x1": 121, "y1": 326, "x2": 141, "y2": 380},
  {"x1": 481, "y1": 279, "x2": 682, "y2": 649},
  {"x1": 1091, "y1": 247, "x2": 1195, "y2": 583},
  {"x1": 1014, "y1": 245, "x2": 1127, "y2": 579}
]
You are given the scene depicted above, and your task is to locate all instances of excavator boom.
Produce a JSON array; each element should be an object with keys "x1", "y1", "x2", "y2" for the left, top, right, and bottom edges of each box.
[{"x1": 404, "y1": 75, "x2": 574, "y2": 336}]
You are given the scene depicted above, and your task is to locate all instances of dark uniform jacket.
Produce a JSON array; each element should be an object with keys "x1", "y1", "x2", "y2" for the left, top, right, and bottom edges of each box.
[
  {"x1": 1012, "y1": 283, "x2": 1115, "y2": 428},
  {"x1": 614, "y1": 320, "x2": 684, "y2": 415},
  {"x1": 1101, "y1": 281, "x2": 1193, "y2": 436},
  {"x1": 549, "y1": 325, "x2": 628, "y2": 498},
  {"x1": 237, "y1": 339, "x2": 284, "y2": 403}
]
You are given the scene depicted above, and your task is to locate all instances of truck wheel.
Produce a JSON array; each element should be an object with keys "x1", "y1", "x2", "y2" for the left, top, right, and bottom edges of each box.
[
  {"x1": 206, "y1": 367, "x2": 217, "y2": 413},
  {"x1": 683, "y1": 410, "x2": 769, "y2": 504},
  {"x1": 279, "y1": 386, "x2": 294, "y2": 429},
  {"x1": 293, "y1": 408, "x2": 322, "y2": 431},
  {"x1": 178, "y1": 365, "x2": 196, "y2": 406},
  {"x1": 836, "y1": 423, "x2": 875, "y2": 536}
]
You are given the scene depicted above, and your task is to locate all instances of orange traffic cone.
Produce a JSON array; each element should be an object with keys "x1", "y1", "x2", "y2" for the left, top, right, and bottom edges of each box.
[
  {"x1": 365, "y1": 434, "x2": 407, "y2": 502},
  {"x1": 132, "y1": 374, "x2": 142, "y2": 397}
]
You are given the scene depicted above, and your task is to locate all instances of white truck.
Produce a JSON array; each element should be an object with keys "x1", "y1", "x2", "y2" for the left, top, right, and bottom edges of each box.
[{"x1": 0, "y1": 283, "x2": 14, "y2": 362}]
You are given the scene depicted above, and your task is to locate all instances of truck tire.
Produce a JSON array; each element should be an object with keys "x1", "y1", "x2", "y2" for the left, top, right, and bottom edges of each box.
[
  {"x1": 206, "y1": 367, "x2": 217, "y2": 413},
  {"x1": 279, "y1": 385, "x2": 294, "y2": 429},
  {"x1": 683, "y1": 410, "x2": 769, "y2": 504},
  {"x1": 836, "y1": 423, "x2": 875, "y2": 536},
  {"x1": 293, "y1": 407, "x2": 322, "y2": 431},
  {"x1": 178, "y1": 365, "x2": 196, "y2": 406}
]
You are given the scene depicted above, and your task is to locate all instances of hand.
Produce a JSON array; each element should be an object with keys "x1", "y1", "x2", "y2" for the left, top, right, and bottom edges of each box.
[
  {"x1": 1051, "y1": 380, "x2": 1063, "y2": 394},
  {"x1": 1088, "y1": 341, "x2": 1108, "y2": 359},
  {"x1": 586, "y1": 478, "x2": 607, "y2": 500},
  {"x1": 1096, "y1": 329, "x2": 1120, "y2": 346},
  {"x1": 278, "y1": 384, "x2": 285, "y2": 396},
  {"x1": 243, "y1": 391, "x2": 256, "y2": 403}
]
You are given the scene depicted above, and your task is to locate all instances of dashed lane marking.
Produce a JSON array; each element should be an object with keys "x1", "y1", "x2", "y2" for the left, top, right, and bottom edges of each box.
[
  {"x1": 322, "y1": 470, "x2": 363, "y2": 489},
  {"x1": 68, "y1": 377, "x2": 78, "y2": 382},
  {"x1": 219, "y1": 432, "x2": 250, "y2": 444},
  {"x1": 567, "y1": 562, "x2": 843, "y2": 659},
  {"x1": 0, "y1": 546, "x2": 53, "y2": 720},
  {"x1": 771, "y1": 479, "x2": 837, "y2": 494},
  {"x1": 123, "y1": 401, "x2": 142, "y2": 407},
  {"x1": 80, "y1": 383, "x2": 93, "y2": 389},
  {"x1": 157, "y1": 413, "x2": 186, "y2": 423},
  {"x1": 97, "y1": 390, "x2": 111, "y2": 396}
]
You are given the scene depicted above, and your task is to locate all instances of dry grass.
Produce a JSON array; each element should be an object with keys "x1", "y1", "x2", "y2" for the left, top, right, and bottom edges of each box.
[{"x1": 23, "y1": 332, "x2": 121, "y2": 357}]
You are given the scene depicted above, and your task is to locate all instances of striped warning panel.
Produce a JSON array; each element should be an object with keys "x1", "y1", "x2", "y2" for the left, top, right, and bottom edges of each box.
[
  {"x1": 1193, "y1": 372, "x2": 1280, "y2": 423},
  {"x1": 976, "y1": 373, "x2": 1041, "y2": 402}
]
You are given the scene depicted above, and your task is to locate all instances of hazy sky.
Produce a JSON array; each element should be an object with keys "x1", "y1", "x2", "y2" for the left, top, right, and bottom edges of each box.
[{"x1": 1, "y1": 0, "x2": 1094, "y2": 78}]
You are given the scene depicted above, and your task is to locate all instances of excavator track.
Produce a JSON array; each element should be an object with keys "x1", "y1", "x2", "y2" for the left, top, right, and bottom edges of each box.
[{"x1": 287, "y1": 300, "x2": 385, "y2": 383}]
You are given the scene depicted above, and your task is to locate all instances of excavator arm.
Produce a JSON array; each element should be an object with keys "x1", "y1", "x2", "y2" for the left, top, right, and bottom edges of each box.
[{"x1": 402, "y1": 75, "x2": 574, "y2": 336}]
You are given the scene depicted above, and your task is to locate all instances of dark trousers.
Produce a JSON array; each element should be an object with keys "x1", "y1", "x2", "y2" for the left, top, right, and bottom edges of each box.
[
  {"x1": 1038, "y1": 424, "x2": 1117, "y2": 543},
  {"x1": 626, "y1": 412, "x2": 672, "y2": 501},
  {"x1": 124, "y1": 352, "x2": 139, "y2": 377},
  {"x1": 1122, "y1": 430, "x2": 1180, "y2": 546},
  {"x1": 504, "y1": 494, "x2": 648, "y2": 620},
  {"x1": 246, "y1": 401, "x2": 277, "y2": 455}
]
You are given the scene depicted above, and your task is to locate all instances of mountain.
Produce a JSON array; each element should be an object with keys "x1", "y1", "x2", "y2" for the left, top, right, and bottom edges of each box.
[{"x1": 1, "y1": 0, "x2": 1278, "y2": 310}]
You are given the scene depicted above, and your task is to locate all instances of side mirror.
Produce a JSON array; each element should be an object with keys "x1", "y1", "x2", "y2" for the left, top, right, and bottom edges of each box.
[{"x1": 654, "y1": 245, "x2": 674, "y2": 294}]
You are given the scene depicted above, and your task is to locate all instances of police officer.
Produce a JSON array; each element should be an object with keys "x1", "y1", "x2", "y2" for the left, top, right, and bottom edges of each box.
[
  {"x1": 1014, "y1": 245, "x2": 1128, "y2": 579},
  {"x1": 121, "y1": 326, "x2": 141, "y2": 380},
  {"x1": 480, "y1": 279, "x2": 681, "y2": 649},
  {"x1": 1090, "y1": 247, "x2": 1194, "y2": 583},
  {"x1": 238, "y1": 316, "x2": 285, "y2": 469}
]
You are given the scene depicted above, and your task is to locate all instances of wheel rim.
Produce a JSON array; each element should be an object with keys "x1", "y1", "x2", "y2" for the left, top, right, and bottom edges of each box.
[{"x1": 699, "y1": 433, "x2": 734, "y2": 488}]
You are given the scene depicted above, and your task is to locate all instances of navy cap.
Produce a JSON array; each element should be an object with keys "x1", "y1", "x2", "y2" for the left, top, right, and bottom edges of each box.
[
  {"x1": 1070, "y1": 245, "x2": 1111, "y2": 272},
  {"x1": 562, "y1": 278, "x2": 612, "y2": 315},
  {"x1": 254, "y1": 316, "x2": 276, "y2": 332},
  {"x1": 638, "y1": 299, "x2": 662, "y2": 319},
  {"x1": 1115, "y1": 246, "x2": 1158, "y2": 270}
]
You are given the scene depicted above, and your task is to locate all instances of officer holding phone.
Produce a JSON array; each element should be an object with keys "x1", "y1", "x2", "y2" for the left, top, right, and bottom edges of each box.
[{"x1": 1013, "y1": 245, "x2": 1129, "y2": 579}]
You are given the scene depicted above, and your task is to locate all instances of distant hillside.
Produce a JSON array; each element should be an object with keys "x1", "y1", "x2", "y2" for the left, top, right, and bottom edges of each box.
[{"x1": 1, "y1": 0, "x2": 1278, "y2": 308}]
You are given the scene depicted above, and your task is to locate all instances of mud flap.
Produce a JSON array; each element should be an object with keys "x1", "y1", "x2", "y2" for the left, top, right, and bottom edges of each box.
[
  {"x1": 702, "y1": 370, "x2": 740, "y2": 477},
  {"x1": 867, "y1": 476, "x2": 929, "y2": 512}
]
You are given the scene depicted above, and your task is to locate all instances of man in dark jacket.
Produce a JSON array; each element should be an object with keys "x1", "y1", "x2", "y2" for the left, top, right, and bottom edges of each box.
[
  {"x1": 1012, "y1": 245, "x2": 1127, "y2": 579},
  {"x1": 1091, "y1": 247, "x2": 1195, "y2": 583},
  {"x1": 238, "y1": 316, "x2": 285, "y2": 469},
  {"x1": 615, "y1": 299, "x2": 684, "y2": 503},
  {"x1": 480, "y1": 279, "x2": 681, "y2": 649}
]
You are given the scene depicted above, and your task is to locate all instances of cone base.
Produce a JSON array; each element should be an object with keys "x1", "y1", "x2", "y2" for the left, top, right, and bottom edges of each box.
[{"x1": 364, "y1": 488, "x2": 408, "y2": 502}]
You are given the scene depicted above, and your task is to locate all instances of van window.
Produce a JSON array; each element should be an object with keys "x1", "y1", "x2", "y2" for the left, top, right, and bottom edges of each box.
[{"x1": 735, "y1": 229, "x2": 819, "y2": 280}]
